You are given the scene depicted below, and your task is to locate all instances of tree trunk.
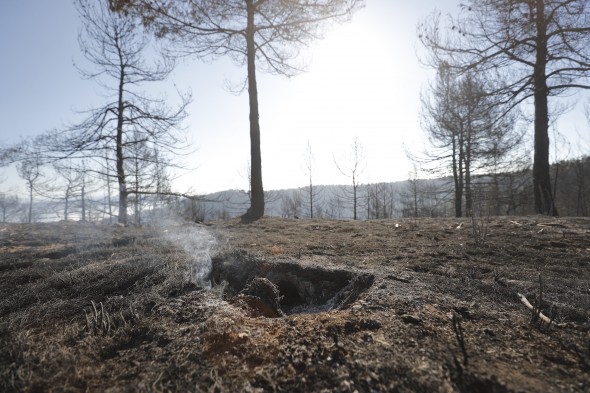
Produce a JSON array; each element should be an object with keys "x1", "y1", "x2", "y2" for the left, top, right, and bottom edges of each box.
[
  {"x1": 134, "y1": 157, "x2": 140, "y2": 225},
  {"x1": 464, "y1": 124, "x2": 472, "y2": 216},
  {"x1": 116, "y1": 69, "x2": 128, "y2": 224},
  {"x1": 309, "y1": 175, "x2": 314, "y2": 219},
  {"x1": 81, "y1": 181, "x2": 86, "y2": 222},
  {"x1": 106, "y1": 153, "x2": 113, "y2": 224},
  {"x1": 352, "y1": 175, "x2": 358, "y2": 220},
  {"x1": 413, "y1": 181, "x2": 418, "y2": 218},
  {"x1": 367, "y1": 186, "x2": 371, "y2": 219},
  {"x1": 64, "y1": 185, "x2": 70, "y2": 221},
  {"x1": 452, "y1": 135, "x2": 462, "y2": 217},
  {"x1": 28, "y1": 183, "x2": 33, "y2": 224},
  {"x1": 533, "y1": 0, "x2": 558, "y2": 216},
  {"x1": 492, "y1": 145, "x2": 501, "y2": 216},
  {"x1": 243, "y1": 0, "x2": 264, "y2": 221}
]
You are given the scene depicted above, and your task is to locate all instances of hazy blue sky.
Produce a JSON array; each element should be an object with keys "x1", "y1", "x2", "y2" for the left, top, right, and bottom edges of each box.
[{"x1": 1, "y1": 1, "x2": 588, "y2": 196}]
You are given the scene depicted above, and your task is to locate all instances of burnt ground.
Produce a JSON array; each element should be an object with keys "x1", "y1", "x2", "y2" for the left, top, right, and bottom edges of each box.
[{"x1": 0, "y1": 217, "x2": 589, "y2": 392}]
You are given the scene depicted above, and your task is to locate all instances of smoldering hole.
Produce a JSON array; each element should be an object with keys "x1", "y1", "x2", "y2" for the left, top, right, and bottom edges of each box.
[{"x1": 209, "y1": 251, "x2": 374, "y2": 317}]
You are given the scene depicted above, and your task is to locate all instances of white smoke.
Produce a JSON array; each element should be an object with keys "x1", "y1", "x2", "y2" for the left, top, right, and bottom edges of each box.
[{"x1": 162, "y1": 223, "x2": 217, "y2": 288}]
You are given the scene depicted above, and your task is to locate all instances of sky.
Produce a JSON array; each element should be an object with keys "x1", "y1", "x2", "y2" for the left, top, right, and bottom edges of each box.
[{"x1": 1, "y1": 1, "x2": 589, "y2": 197}]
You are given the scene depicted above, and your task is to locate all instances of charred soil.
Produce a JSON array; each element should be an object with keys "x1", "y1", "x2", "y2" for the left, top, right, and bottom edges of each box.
[{"x1": 0, "y1": 217, "x2": 589, "y2": 392}]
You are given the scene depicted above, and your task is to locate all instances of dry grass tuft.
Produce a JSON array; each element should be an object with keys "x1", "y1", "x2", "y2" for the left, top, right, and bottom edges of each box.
[{"x1": 0, "y1": 222, "x2": 208, "y2": 392}]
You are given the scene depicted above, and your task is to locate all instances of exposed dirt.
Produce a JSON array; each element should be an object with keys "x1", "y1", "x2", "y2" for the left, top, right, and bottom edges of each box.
[{"x1": 1, "y1": 217, "x2": 589, "y2": 392}]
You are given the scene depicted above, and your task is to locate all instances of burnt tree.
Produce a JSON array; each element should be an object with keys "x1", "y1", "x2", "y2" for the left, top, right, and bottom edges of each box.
[
  {"x1": 51, "y1": 0, "x2": 190, "y2": 224},
  {"x1": 419, "y1": 0, "x2": 590, "y2": 215},
  {"x1": 112, "y1": 0, "x2": 363, "y2": 220}
]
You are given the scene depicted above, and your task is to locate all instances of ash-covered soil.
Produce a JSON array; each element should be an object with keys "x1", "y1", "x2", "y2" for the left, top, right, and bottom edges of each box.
[{"x1": 0, "y1": 217, "x2": 589, "y2": 392}]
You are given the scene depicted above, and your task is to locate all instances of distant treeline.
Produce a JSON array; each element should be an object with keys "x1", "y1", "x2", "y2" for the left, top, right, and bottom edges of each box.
[{"x1": 2, "y1": 155, "x2": 589, "y2": 224}]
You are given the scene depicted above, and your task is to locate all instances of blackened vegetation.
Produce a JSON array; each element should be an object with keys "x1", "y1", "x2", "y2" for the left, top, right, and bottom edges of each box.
[{"x1": 1, "y1": 218, "x2": 589, "y2": 392}]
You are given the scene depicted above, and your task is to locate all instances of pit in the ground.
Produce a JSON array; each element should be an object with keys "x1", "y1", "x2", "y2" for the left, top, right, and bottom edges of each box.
[{"x1": 209, "y1": 251, "x2": 374, "y2": 317}]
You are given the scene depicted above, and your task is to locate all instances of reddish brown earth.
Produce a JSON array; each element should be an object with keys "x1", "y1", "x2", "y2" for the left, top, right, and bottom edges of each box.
[{"x1": 1, "y1": 216, "x2": 589, "y2": 392}]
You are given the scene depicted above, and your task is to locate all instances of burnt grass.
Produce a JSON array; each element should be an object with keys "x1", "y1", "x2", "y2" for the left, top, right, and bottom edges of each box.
[{"x1": 0, "y1": 217, "x2": 589, "y2": 392}]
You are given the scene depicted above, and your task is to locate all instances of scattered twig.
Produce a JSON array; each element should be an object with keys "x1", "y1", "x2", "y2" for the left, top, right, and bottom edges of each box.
[
  {"x1": 531, "y1": 274, "x2": 544, "y2": 325},
  {"x1": 451, "y1": 313, "x2": 468, "y2": 367},
  {"x1": 517, "y1": 293, "x2": 590, "y2": 331},
  {"x1": 517, "y1": 292, "x2": 552, "y2": 326},
  {"x1": 537, "y1": 223, "x2": 567, "y2": 228}
]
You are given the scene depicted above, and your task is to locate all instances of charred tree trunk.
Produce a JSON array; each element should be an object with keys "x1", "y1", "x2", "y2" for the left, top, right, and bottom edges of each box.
[
  {"x1": 243, "y1": 0, "x2": 264, "y2": 221},
  {"x1": 64, "y1": 185, "x2": 70, "y2": 221},
  {"x1": 116, "y1": 68, "x2": 128, "y2": 225},
  {"x1": 81, "y1": 178, "x2": 86, "y2": 222},
  {"x1": 413, "y1": 181, "x2": 418, "y2": 218},
  {"x1": 464, "y1": 120, "x2": 473, "y2": 216},
  {"x1": 27, "y1": 182, "x2": 33, "y2": 224},
  {"x1": 533, "y1": 0, "x2": 558, "y2": 216},
  {"x1": 308, "y1": 175, "x2": 314, "y2": 219},
  {"x1": 352, "y1": 175, "x2": 358, "y2": 220},
  {"x1": 105, "y1": 151, "x2": 113, "y2": 224},
  {"x1": 134, "y1": 157, "x2": 141, "y2": 225},
  {"x1": 452, "y1": 134, "x2": 462, "y2": 218}
]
